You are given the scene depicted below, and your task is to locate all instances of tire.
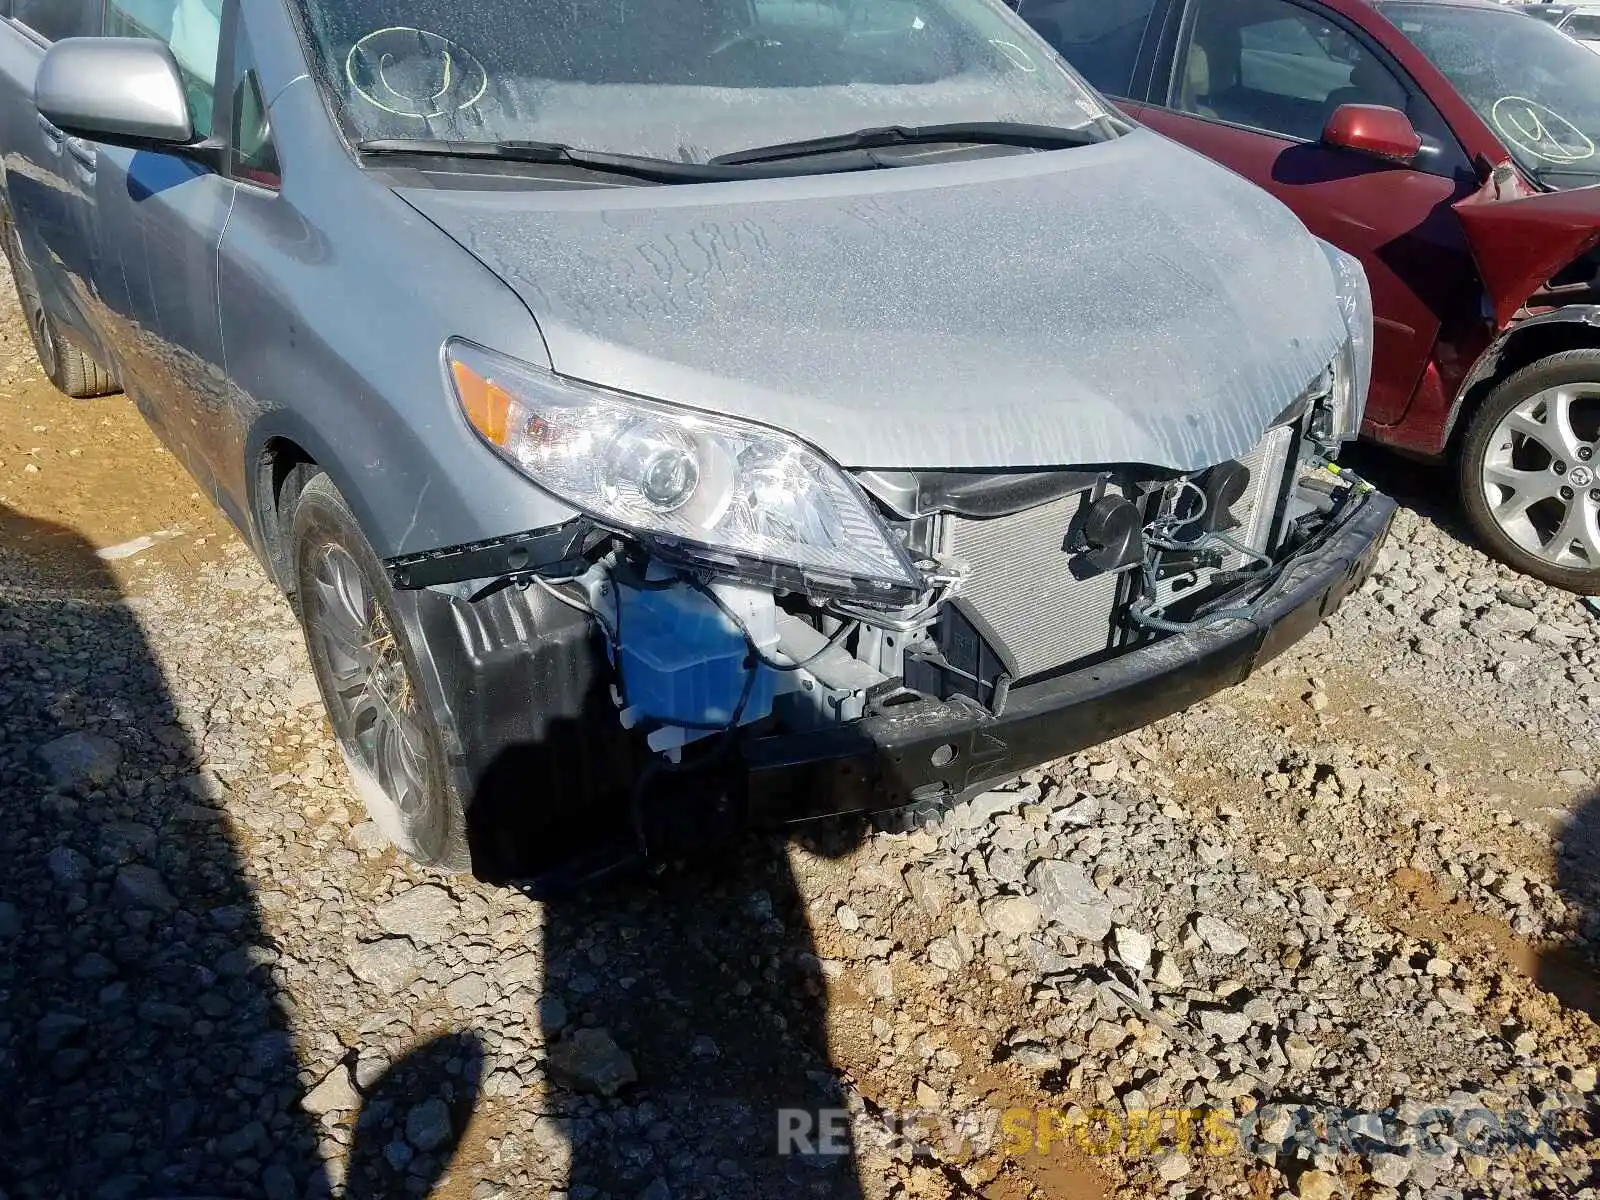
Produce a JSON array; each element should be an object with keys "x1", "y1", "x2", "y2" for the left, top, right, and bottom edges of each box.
[
  {"x1": 1460, "y1": 349, "x2": 1600, "y2": 595},
  {"x1": 0, "y1": 211, "x2": 117, "y2": 398},
  {"x1": 290, "y1": 472, "x2": 471, "y2": 872}
]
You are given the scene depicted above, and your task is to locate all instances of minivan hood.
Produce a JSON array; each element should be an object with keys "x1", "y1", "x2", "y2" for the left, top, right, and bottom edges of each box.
[{"x1": 398, "y1": 129, "x2": 1347, "y2": 472}]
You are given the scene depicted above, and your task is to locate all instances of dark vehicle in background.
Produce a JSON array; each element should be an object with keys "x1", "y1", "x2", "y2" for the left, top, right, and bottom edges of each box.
[{"x1": 1021, "y1": 0, "x2": 1600, "y2": 591}]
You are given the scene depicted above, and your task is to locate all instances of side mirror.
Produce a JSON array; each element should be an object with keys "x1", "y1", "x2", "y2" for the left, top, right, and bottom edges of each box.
[
  {"x1": 1321, "y1": 103, "x2": 1421, "y2": 165},
  {"x1": 35, "y1": 37, "x2": 193, "y2": 147}
]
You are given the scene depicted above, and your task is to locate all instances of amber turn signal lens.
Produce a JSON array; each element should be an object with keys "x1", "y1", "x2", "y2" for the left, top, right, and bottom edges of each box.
[{"x1": 451, "y1": 358, "x2": 514, "y2": 447}]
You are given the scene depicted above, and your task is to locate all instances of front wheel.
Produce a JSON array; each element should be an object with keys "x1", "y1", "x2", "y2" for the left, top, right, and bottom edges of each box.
[
  {"x1": 290, "y1": 472, "x2": 470, "y2": 871},
  {"x1": 1460, "y1": 350, "x2": 1600, "y2": 594}
]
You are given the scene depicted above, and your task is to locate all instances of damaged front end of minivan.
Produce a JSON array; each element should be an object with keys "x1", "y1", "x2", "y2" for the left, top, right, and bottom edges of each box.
[{"x1": 384, "y1": 276, "x2": 1394, "y2": 872}]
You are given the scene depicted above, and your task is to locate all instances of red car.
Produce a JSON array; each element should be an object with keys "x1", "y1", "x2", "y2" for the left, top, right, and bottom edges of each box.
[{"x1": 1019, "y1": 0, "x2": 1600, "y2": 591}]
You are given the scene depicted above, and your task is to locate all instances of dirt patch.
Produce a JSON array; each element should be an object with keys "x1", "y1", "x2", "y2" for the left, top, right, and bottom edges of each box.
[
  {"x1": 0, "y1": 374, "x2": 234, "y2": 581},
  {"x1": 1236, "y1": 660, "x2": 1580, "y2": 868},
  {"x1": 1387, "y1": 867, "x2": 1600, "y2": 1024}
]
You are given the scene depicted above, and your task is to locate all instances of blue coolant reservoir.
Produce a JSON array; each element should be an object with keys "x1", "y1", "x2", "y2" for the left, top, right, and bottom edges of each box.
[{"x1": 614, "y1": 580, "x2": 777, "y2": 733}]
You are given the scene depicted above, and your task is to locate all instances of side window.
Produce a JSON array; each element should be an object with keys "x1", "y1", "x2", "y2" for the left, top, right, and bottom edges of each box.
[
  {"x1": 1019, "y1": 0, "x2": 1160, "y2": 97},
  {"x1": 1174, "y1": 0, "x2": 1408, "y2": 142},
  {"x1": 103, "y1": 0, "x2": 221, "y2": 136},
  {"x1": 12, "y1": 0, "x2": 93, "y2": 41},
  {"x1": 230, "y1": 68, "x2": 281, "y2": 189}
]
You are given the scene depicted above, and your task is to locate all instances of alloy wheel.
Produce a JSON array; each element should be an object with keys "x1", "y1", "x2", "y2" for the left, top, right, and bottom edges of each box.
[
  {"x1": 1480, "y1": 384, "x2": 1600, "y2": 571},
  {"x1": 305, "y1": 542, "x2": 431, "y2": 825}
]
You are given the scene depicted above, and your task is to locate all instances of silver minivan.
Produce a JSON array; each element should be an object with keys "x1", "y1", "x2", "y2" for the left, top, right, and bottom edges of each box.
[{"x1": 0, "y1": 0, "x2": 1392, "y2": 880}]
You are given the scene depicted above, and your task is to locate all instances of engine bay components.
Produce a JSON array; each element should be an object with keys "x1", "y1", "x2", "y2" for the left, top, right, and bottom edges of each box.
[
  {"x1": 1074, "y1": 493, "x2": 1144, "y2": 573},
  {"x1": 1200, "y1": 460, "x2": 1251, "y2": 532},
  {"x1": 389, "y1": 363, "x2": 1380, "y2": 824},
  {"x1": 544, "y1": 408, "x2": 1348, "y2": 762}
]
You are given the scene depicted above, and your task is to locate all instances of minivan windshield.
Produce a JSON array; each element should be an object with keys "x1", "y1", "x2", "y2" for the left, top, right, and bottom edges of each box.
[
  {"x1": 291, "y1": 0, "x2": 1116, "y2": 165},
  {"x1": 1385, "y1": 1, "x2": 1600, "y2": 187}
]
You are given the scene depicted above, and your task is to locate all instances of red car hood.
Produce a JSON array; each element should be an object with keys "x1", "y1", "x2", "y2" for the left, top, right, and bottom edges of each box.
[{"x1": 1455, "y1": 169, "x2": 1600, "y2": 326}]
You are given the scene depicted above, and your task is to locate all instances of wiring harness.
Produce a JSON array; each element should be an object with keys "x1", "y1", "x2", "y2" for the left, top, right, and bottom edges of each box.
[{"x1": 1127, "y1": 464, "x2": 1370, "y2": 635}]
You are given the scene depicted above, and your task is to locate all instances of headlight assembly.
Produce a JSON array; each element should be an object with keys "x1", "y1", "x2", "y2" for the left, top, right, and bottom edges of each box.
[
  {"x1": 1318, "y1": 241, "x2": 1374, "y2": 441},
  {"x1": 446, "y1": 341, "x2": 922, "y2": 594},
  {"x1": 1301, "y1": 334, "x2": 1361, "y2": 451}
]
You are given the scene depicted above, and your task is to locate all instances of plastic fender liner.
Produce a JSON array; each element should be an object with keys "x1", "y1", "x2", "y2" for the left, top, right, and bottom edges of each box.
[{"x1": 387, "y1": 577, "x2": 642, "y2": 881}]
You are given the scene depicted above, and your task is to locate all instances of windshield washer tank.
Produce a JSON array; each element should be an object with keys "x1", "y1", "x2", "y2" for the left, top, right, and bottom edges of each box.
[{"x1": 613, "y1": 577, "x2": 778, "y2": 749}]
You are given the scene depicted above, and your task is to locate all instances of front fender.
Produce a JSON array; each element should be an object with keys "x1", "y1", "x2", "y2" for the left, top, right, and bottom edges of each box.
[
  {"x1": 219, "y1": 81, "x2": 583, "y2": 567},
  {"x1": 1454, "y1": 168, "x2": 1600, "y2": 327},
  {"x1": 240, "y1": 406, "x2": 423, "y2": 574}
]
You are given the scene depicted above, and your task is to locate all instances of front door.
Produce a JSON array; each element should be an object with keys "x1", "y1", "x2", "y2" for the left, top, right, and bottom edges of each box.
[
  {"x1": 83, "y1": 0, "x2": 232, "y2": 495},
  {"x1": 1015, "y1": 0, "x2": 1165, "y2": 103},
  {"x1": 1139, "y1": 0, "x2": 1480, "y2": 429},
  {"x1": 0, "y1": 0, "x2": 111, "y2": 362}
]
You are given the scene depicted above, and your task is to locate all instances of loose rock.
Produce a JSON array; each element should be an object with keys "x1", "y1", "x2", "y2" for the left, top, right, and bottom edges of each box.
[
  {"x1": 373, "y1": 885, "x2": 458, "y2": 944},
  {"x1": 1027, "y1": 860, "x2": 1113, "y2": 940},
  {"x1": 405, "y1": 1097, "x2": 452, "y2": 1152},
  {"x1": 302, "y1": 1064, "x2": 361, "y2": 1116},
  {"x1": 111, "y1": 864, "x2": 177, "y2": 912},
  {"x1": 35, "y1": 731, "x2": 122, "y2": 791},
  {"x1": 1190, "y1": 914, "x2": 1250, "y2": 955},
  {"x1": 348, "y1": 939, "x2": 422, "y2": 991},
  {"x1": 982, "y1": 895, "x2": 1042, "y2": 939},
  {"x1": 1111, "y1": 925, "x2": 1152, "y2": 972},
  {"x1": 547, "y1": 1028, "x2": 638, "y2": 1097}
]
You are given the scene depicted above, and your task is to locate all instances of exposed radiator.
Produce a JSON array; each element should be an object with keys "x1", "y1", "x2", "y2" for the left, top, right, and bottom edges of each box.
[
  {"x1": 946, "y1": 492, "x2": 1119, "y2": 678},
  {"x1": 1228, "y1": 424, "x2": 1296, "y2": 566},
  {"x1": 946, "y1": 425, "x2": 1297, "y2": 677}
]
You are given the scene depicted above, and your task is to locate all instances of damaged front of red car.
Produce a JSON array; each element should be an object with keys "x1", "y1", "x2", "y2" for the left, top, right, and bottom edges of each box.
[
  {"x1": 1442, "y1": 159, "x2": 1600, "y2": 594},
  {"x1": 1375, "y1": 0, "x2": 1600, "y2": 591}
]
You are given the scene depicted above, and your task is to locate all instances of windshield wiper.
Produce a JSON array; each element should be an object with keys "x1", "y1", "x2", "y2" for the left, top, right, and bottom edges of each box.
[
  {"x1": 357, "y1": 138, "x2": 746, "y2": 183},
  {"x1": 1522, "y1": 162, "x2": 1600, "y2": 189},
  {"x1": 357, "y1": 124, "x2": 1096, "y2": 182},
  {"x1": 709, "y1": 121, "x2": 1102, "y2": 166}
]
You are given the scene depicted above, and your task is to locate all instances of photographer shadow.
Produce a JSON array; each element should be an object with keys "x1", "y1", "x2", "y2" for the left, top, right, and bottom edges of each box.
[
  {"x1": 1544, "y1": 790, "x2": 1600, "y2": 1023},
  {"x1": 469, "y1": 718, "x2": 869, "y2": 1197},
  {"x1": 0, "y1": 502, "x2": 480, "y2": 1200}
]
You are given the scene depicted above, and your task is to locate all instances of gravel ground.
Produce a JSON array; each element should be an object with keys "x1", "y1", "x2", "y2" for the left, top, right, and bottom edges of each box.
[{"x1": 0, "y1": 275, "x2": 1597, "y2": 1200}]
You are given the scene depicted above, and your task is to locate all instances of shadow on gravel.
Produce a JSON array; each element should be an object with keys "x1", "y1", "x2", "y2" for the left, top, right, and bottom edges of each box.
[
  {"x1": 0, "y1": 504, "x2": 479, "y2": 1199},
  {"x1": 537, "y1": 836, "x2": 869, "y2": 1198},
  {"x1": 1544, "y1": 791, "x2": 1600, "y2": 1022},
  {"x1": 1340, "y1": 442, "x2": 1477, "y2": 545},
  {"x1": 346, "y1": 1031, "x2": 484, "y2": 1196},
  {"x1": 468, "y1": 711, "x2": 867, "y2": 1194},
  {"x1": 551, "y1": 830, "x2": 871, "y2": 1198}
]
